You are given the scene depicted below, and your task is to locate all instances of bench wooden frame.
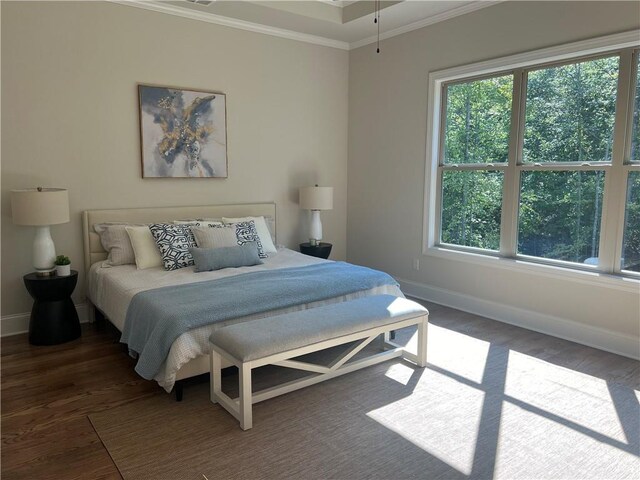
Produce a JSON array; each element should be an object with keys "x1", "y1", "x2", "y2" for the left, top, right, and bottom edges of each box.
[{"x1": 209, "y1": 313, "x2": 428, "y2": 430}]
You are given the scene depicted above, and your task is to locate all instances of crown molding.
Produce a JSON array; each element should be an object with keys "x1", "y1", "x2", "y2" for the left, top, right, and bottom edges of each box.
[
  {"x1": 109, "y1": 0, "x2": 351, "y2": 50},
  {"x1": 349, "y1": 0, "x2": 504, "y2": 50},
  {"x1": 317, "y1": 0, "x2": 354, "y2": 8},
  {"x1": 110, "y1": 0, "x2": 507, "y2": 51}
]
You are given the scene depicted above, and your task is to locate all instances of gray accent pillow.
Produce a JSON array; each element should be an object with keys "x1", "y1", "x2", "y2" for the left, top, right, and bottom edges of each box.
[
  {"x1": 192, "y1": 221, "x2": 266, "y2": 258},
  {"x1": 192, "y1": 225, "x2": 238, "y2": 249},
  {"x1": 189, "y1": 243, "x2": 264, "y2": 272}
]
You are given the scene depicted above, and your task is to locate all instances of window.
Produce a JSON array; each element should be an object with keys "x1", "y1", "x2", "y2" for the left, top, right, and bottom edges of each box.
[
  {"x1": 622, "y1": 53, "x2": 640, "y2": 273},
  {"x1": 517, "y1": 56, "x2": 618, "y2": 266},
  {"x1": 622, "y1": 172, "x2": 640, "y2": 272},
  {"x1": 523, "y1": 57, "x2": 619, "y2": 164},
  {"x1": 428, "y1": 35, "x2": 640, "y2": 278},
  {"x1": 518, "y1": 170, "x2": 605, "y2": 264},
  {"x1": 441, "y1": 170, "x2": 503, "y2": 250},
  {"x1": 440, "y1": 75, "x2": 511, "y2": 250}
]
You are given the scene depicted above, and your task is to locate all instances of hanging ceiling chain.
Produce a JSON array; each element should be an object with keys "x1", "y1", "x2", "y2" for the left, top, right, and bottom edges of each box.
[{"x1": 374, "y1": 0, "x2": 380, "y2": 53}]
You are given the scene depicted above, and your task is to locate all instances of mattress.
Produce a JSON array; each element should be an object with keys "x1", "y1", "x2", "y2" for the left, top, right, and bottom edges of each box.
[{"x1": 88, "y1": 247, "x2": 404, "y2": 391}]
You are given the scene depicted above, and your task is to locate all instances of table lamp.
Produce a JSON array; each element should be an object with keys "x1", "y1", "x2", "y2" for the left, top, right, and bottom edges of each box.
[
  {"x1": 299, "y1": 185, "x2": 333, "y2": 246},
  {"x1": 11, "y1": 187, "x2": 70, "y2": 276}
]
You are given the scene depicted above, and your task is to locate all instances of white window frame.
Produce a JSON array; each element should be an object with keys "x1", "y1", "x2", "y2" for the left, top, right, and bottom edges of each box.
[{"x1": 423, "y1": 31, "x2": 640, "y2": 292}]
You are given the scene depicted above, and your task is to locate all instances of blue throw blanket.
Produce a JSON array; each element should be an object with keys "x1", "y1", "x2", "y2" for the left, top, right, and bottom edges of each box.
[{"x1": 121, "y1": 262, "x2": 399, "y2": 380}]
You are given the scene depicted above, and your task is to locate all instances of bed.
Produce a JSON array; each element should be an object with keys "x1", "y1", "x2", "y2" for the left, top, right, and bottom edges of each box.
[{"x1": 83, "y1": 203, "x2": 404, "y2": 393}]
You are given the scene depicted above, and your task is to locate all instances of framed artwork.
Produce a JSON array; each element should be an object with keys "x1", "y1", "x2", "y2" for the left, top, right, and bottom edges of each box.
[{"x1": 138, "y1": 84, "x2": 228, "y2": 178}]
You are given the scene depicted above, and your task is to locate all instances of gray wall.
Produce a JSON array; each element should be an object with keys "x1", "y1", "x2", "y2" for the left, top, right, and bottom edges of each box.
[
  {"x1": 1, "y1": 1, "x2": 349, "y2": 316},
  {"x1": 347, "y1": 2, "x2": 640, "y2": 343}
]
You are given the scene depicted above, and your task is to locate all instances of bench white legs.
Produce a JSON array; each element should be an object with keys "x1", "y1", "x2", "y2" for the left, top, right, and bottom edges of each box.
[
  {"x1": 239, "y1": 364, "x2": 253, "y2": 430},
  {"x1": 210, "y1": 349, "x2": 254, "y2": 429},
  {"x1": 210, "y1": 314, "x2": 428, "y2": 430},
  {"x1": 417, "y1": 319, "x2": 427, "y2": 367},
  {"x1": 210, "y1": 347, "x2": 221, "y2": 404},
  {"x1": 382, "y1": 318, "x2": 427, "y2": 368}
]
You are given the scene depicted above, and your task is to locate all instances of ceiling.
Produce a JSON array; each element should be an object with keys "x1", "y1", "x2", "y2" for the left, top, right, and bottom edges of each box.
[{"x1": 115, "y1": 0, "x2": 502, "y2": 50}]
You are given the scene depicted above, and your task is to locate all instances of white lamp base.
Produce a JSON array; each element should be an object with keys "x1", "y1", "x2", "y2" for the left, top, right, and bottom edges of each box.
[
  {"x1": 33, "y1": 225, "x2": 56, "y2": 276},
  {"x1": 309, "y1": 210, "x2": 323, "y2": 246}
]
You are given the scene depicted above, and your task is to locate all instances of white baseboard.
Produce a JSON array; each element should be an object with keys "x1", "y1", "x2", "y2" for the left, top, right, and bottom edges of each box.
[
  {"x1": 1, "y1": 303, "x2": 91, "y2": 338},
  {"x1": 397, "y1": 278, "x2": 640, "y2": 361}
]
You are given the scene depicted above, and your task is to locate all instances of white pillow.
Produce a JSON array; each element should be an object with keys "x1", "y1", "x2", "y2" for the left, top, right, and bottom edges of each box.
[
  {"x1": 125, "y1": 226, "x2": 163, "y2": 270},
  {"x1": 264, "y1": 216, "x2": 276, "y2": 244},
  {"x1": 222, "y1": 216, "x2": 276, "y2": 253}
]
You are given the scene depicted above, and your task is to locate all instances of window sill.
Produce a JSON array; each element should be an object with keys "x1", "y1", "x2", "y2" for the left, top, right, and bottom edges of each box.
[{"x1": 424, "y1": 246, "x2": 640, "y2": 294}]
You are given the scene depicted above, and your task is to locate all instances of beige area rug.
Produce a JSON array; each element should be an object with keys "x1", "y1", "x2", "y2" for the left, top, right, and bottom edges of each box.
[{"x1": 89, "y1": 304, "x2": 640, "y2": 480}]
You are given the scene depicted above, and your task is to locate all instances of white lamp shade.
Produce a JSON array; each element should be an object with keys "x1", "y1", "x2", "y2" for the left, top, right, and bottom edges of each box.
[
  {"x1": 11, "y1": 188, "x2": 70, "y2": 226},
  {"x1": 299, "y1": 186, "x2": 333, "y2": 211}
]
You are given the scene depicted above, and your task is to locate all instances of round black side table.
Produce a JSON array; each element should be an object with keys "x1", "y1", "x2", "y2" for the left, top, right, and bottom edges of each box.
[
  {"x1": 23, "y1": 271, "x2": 81, "y2": 345},
  {"x1": 300, "y1": 242, "x2": 332, "y2": 259}
]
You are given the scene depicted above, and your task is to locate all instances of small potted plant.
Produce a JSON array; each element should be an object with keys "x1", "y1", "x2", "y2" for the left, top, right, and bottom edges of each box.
[{"x1": 54, "y1": 255, "x2": 71, "y2": 277}]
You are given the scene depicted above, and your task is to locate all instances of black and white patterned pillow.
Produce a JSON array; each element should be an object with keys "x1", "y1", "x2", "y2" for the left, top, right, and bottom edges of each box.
[
  {"x1": 234, "y1": 221, "x2": 267, "y2": 258},
  {"x1": 212, "y1": 221, "x2": 267, "y2": 258},
  {"x1": 149, "y1": 223, "x2": 197, "y2": 271}
]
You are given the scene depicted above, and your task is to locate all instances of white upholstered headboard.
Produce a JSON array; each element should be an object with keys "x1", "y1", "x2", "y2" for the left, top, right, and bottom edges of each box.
[{"x1": 82, "y1": 202, "x2": 276, "y2": 277}]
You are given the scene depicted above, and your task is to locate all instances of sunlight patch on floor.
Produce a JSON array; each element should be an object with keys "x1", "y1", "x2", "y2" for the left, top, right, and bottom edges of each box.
[
  {"x1": 384, "y1": 362, "x2": 416, "y2": 385},
  {"x1": 504, "y1": 350, "x2": 630, "y2": 443},
  {"x1": 366, "y1": 372, "x2": 485, "y2": 475},
  {"x1": 361, "y1": 416, "x2": 469, "y2": 476},
  {"x1": 371, "y1": 317, "x2": 639, "y2": 478},
  {"x1": 427, "y1": 324, "x2": 491, "y2": 384},
  {"x1": 495, "y1": 401, "x2": 640, "y2": 479}
]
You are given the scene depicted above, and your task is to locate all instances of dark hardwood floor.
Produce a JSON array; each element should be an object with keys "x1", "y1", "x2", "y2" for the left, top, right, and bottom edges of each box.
[{"x1": 1, "y1": 324, "x2": 162, "y2": 480}]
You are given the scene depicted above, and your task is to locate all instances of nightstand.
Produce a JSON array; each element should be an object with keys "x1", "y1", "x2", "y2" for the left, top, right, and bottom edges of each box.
[
  {"x1": 300, "y1": 242, "x2": 332, "y2": 259},
  {"x1": 23, "y1": 271, "x2": 81, "y2": 345}
]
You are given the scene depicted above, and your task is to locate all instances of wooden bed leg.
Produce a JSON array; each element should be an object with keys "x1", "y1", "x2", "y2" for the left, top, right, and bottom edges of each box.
[{"x1": 175, "y1": 381, "x2": 184, "y2": 402}]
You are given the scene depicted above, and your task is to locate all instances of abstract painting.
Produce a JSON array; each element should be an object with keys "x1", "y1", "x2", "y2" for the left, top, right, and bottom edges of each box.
[{"x1": 138, "y1": 85, "x2": 227, "y2": 178}]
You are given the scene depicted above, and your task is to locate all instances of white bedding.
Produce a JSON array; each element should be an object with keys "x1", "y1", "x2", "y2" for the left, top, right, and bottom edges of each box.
[{"x1": 88, "y1": 247, "x2": 404, "y2": 391}]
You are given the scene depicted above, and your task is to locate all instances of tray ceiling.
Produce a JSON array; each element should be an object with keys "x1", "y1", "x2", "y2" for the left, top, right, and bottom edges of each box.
[{"x1": 114, "y1": 0, "x2": 502, "y2": 50}]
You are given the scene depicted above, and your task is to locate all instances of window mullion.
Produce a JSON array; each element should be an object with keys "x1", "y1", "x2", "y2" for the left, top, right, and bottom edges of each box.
[
  {"x1": 500, "y1": 69, "x2": 525, "y2": 258},
  {"x1": 434, "y1": 166, "x2": 444, "y2": 246},
  {"x1": 433, "y1": 85, "x2": 448, "y2": 246},
  {"x1": 519, "y1": 163, "x2": 612, "y2": 171},
  {"x1": 441, "y1": 164, "x2": 507, "y2": 171},
  {"x1": 598, "y1": 49, "x2": 636, "y2": 273}
]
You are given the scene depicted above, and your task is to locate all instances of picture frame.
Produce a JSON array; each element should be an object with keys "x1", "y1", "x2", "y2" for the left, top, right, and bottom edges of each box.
[{"x1": 138, "y1": 84, "x2": 228, "y2": 178}]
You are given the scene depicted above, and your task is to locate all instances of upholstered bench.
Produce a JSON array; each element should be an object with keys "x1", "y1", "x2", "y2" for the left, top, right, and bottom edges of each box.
[{"x1": 209, "y1": 295, "x2": 428, "y2": 430}]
